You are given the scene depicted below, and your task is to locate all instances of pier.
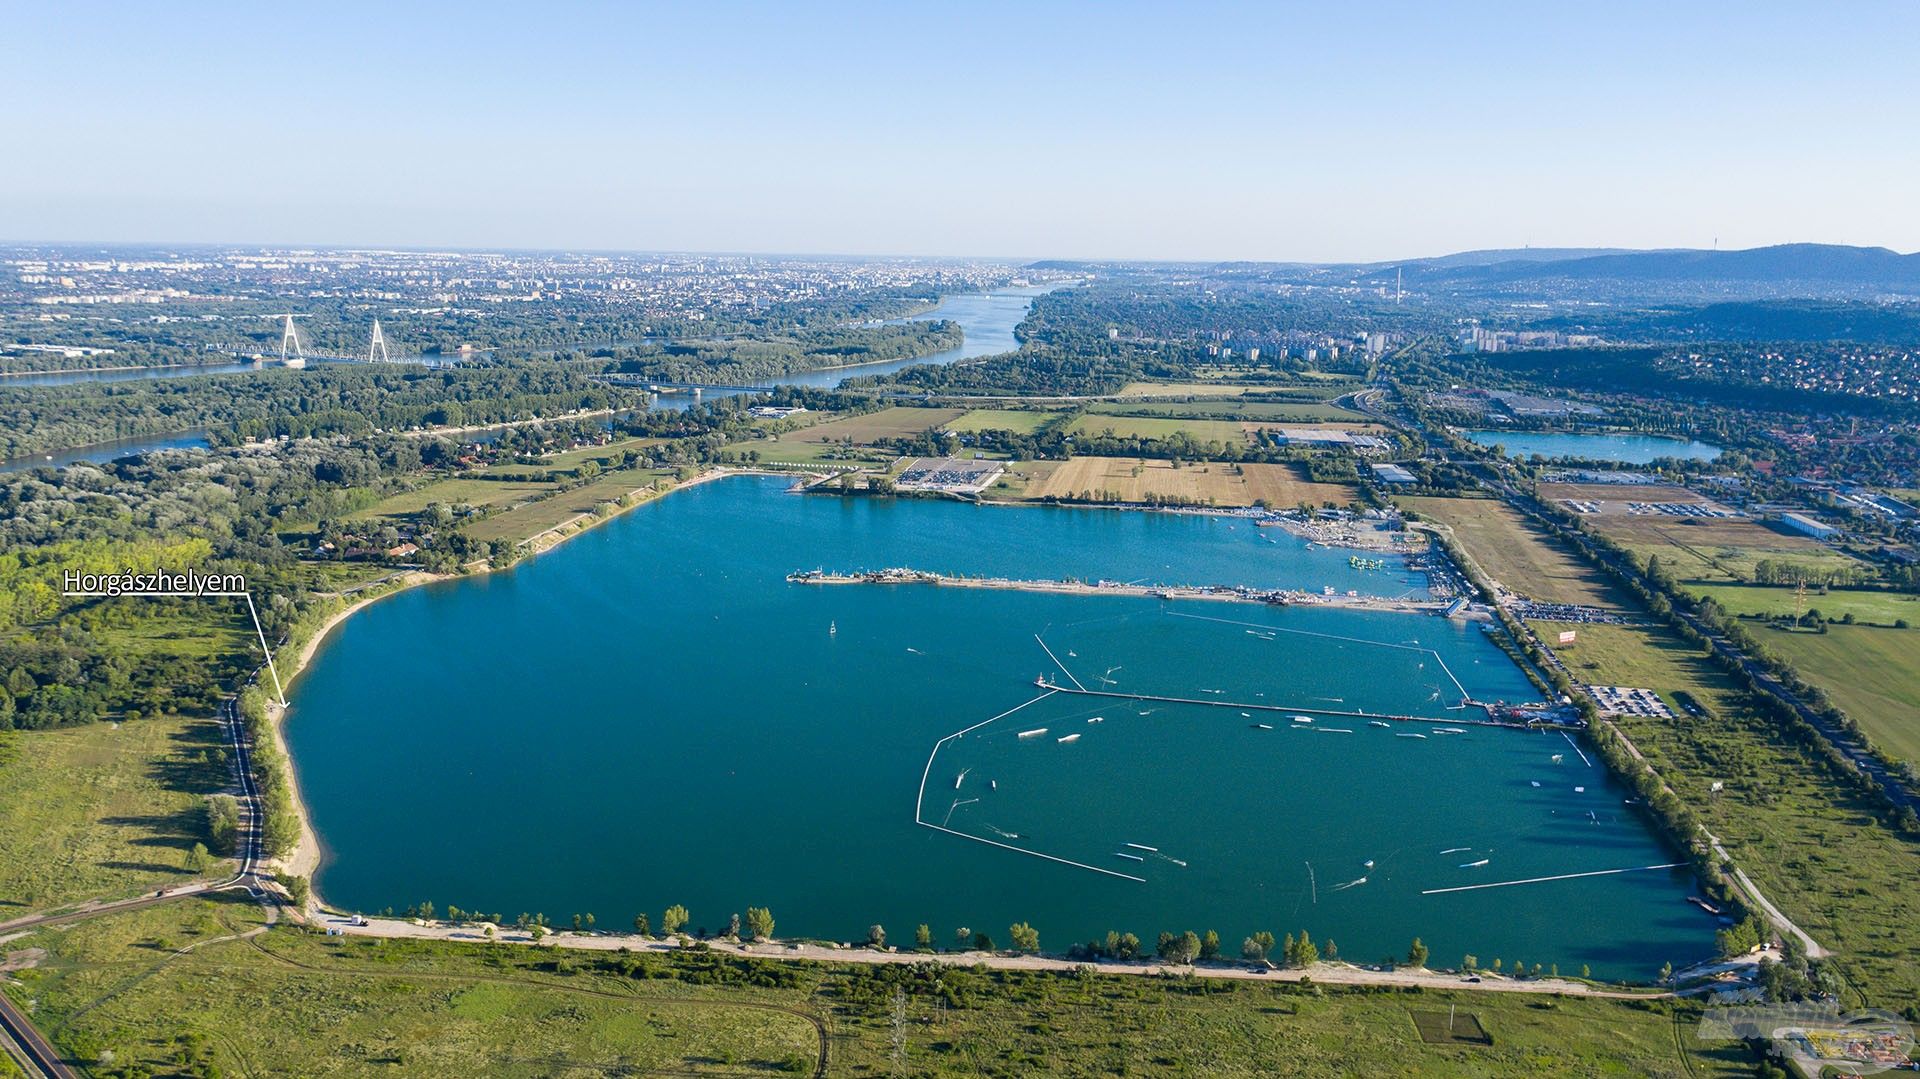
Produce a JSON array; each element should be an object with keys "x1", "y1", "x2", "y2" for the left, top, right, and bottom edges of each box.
[
  {"x1": 788, "y1": 567, "x2": 1454, "y2": 616},
  {"x1": 1036, "y1": 680, "x2": 1544, "y2": 730}
]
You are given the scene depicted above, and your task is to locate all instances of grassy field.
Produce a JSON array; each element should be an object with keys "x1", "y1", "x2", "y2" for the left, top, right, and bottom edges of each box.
[
  {"x1": 1577, "y1": 514, "x2": 1859, "y2": 584},
  {"x1": 1690, "y1": 583, "x2": 1920, "y2": 626},
  {"x1": 348, "y1": 478, "x2": 555, "y2": 522},
  {"x1": 1527, "y1": 619, "x2": 1920, "y2": 1005},
  {"x1": 942, "y1": 409, "x2": 1061, "y2": 435},
  {"x1": 1020, "y1": 457, "x2": 1354, "y2": 507},
  {"x1": 791, "y1": 407, "x2": 965, "y2": 444},
  {"x1": 0, "y1": 714, "x2": 225, "y2": 914},
  {"x1": 1066, "y1": 414, "x2": 1253, "y2": 444},
  {"x1": 1086, "y1": 399, "x2": 1366, "y2": 422},
  {"x1": 727, "y1": 437, "x2": 891, "y2": 467},
  {"x1": 1755, "y1": 623, "x2": 1920, "y2": 764},
  {"x1": 461, "y1": 470, "x2": 674, "y2": 544},
  {"x1": 1397, "y1": 496, "x2": 1628, "y2": 609},
  {"x1": 3, "y1": 898, "x2": 1756, "y2": 1078}
]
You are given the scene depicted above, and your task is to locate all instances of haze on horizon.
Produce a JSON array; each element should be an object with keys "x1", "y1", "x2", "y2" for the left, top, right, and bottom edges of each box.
[{"x1": 5, "y1": 1, "x2": 1918, "y2": 263}]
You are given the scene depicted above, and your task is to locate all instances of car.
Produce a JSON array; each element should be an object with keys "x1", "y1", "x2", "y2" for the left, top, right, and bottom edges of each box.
[{"x1": 1465, "y1": 976, "x2": 1482, "y2": 983}]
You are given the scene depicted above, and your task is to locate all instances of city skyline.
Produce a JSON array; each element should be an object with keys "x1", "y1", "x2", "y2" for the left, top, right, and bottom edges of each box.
[{"x1": 5, "y1": 1, "x2": 1919, "y2": 261}]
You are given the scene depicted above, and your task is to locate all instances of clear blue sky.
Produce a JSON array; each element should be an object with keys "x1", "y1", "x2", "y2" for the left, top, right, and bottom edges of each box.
[{"x1": 5, "y1": 1, "x2": 1916, "y2": 261}]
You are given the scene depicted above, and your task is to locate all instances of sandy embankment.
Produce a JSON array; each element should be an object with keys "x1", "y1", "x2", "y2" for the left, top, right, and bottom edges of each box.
[{"x1": 263, "y1": 467, "x2": 755, "y2": 900}]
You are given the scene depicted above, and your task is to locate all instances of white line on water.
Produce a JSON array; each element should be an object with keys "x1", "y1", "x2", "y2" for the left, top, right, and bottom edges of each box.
[
  {"x1": 1561, "y1": 730, "x2": 1593, "y2": 767},
  {"x1": 1420, "y1": 862, "x2": 1686, "y2": 895},
  {"x1": 912, "y1": 687, "x2": 1146, "y2": 883},
  {"x1": 1170, "y1": 610, "x2": 1470, "y2": 704},
  {"x1": 1034, "y1": 634, "x2": 1088, "y2": 691}
]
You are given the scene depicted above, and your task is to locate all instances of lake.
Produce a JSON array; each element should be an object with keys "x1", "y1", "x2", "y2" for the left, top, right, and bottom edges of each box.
[
  {"x1": 285, "y1": 476, "x2": 1710, "y2": 978},
  {"x1": 1465, "y1": 430, "x2": 1722, "y2": 464}
]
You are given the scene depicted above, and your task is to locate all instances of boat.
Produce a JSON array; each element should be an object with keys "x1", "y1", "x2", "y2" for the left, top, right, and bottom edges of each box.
[
  {"x1": 828, "y1": 620, "x2": 836, "y2": 636},
  {"x1": 1291, "y1": 715, "x2": 1314, "y2": 724},
  {"x1": 1397, "y1": 732, "x2": 1427, "y2": 739},
  {"x1": 1687, "y1": 896, "x2": 1723, "y2": 916},
  {"x1": 954, "y1": 769, "x2": 969, "y2": 790},
  {"x1": 990, "y1": 780, "x2": 997, "y2": 791},
  {"x1": 1551, "y1": 753, "x2": 1565, "y2": 764},
  {"x1": 1435, "y1": 727, "x2": 1467, "y2": 734},
  {"x1": 1317, "y1": 727, "x2": 1354, "y2": 733},
  {"x1": 1088, "y1": 716, "x2": 1104, "y2": 723},
  {"x1": 1439, "y1": 847, "x2": 1470, "y2": 855},
  {"x1": 1114, "y1": 852, "x2": 1145, "y2": 862},
  {"x1": 1369, "y1": 720, "x2": 1391, "y2": 728},
  {"x1": 1363, "y1": 859, "x2": 1375, "y2": 868},
  {"x1": 1529, "y1": 780, "x2": 1541, "y2": 788},
  {"x1": 1057, "y1": 733, "x2": 1081, "y2": 744},
  {"x1": 1240, "y1": 711, "x2": 1251, "y2": 717},
  {"x1": 1017, "y1": 728, "x2": 1049, "y2": 739},
  {"x1": 1460, "y1": 859, "x2": 1490, "y2": 868},
  {"x1": 1574, "y1": 785, "x2": 1586, "y2": 793},
  {"x1": 1250, "y1": 723, "x2": 1274, "y2": 730},
  {"x1": 1125, "y1": 843, "x2": 1159, "y2": 852}
]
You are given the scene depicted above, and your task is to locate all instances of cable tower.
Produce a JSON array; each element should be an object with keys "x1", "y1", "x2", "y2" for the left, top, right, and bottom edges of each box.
[{"x1": 368, "y1": 319, "x2": 392, "y2": 363}]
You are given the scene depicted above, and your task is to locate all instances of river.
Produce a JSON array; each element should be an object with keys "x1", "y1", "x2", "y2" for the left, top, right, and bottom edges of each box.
[
  {"x1": 285, "y1": 476, "x2": 1711, "y2": 978},
  {"x1": 0, "y1": 288, "x2": 1043, "y2": 466}
]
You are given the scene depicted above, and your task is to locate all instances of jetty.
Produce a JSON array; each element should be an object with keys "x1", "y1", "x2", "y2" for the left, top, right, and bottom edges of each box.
[
  {"x1": 788, "y1": 567, "x2": 1452, "y2": 616},
  {"x1": 1034, "y1": 679, "x2": 1541, "y2": 730}
]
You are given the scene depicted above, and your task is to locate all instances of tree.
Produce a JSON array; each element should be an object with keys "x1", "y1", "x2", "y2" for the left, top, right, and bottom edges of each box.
[
  {"x1": 972, "y1": 930, "x2": 993, "y2": 951},
  {"x1": 1200, "y1": 930, "x2": 1221, "y2": 961},
  {"x1": 1406, "y1": 937, "x2": 1429, "y2": 968},
  {"x1": 1242, "y1": 931, "x2": 1275, "y2": 962},
  {"x1": 1009, "y1": 922, "x2": 1040, "y2": 953},
  {"x1": 868, "y1": 924, "x2": 887, "y2": 949},
  {"x1": 727, "y1": 912, "x2": 741, "y2": 940},
  {"x1": 1291, "y1": 931, "x2": 1319, "y2": 967},
  {"x1": 184, "y1": 842, "x2": 209, "y2": 872},
  {"x1": 633, "y1": 913, "x2": 650, "y2": 937},
  {"x1": 283, "y1": 874, "x2": 310, "y2": 908},
  {"x1": 956, "y1": 927, "x2": 972, "y2": 949},
  {"x1": 662, "y1": 904, "x2": 689, "y2": 935},
  {"x1": 746, "y1": 907, "x2": 775, "y2": 942},
  {"x1": 914, "y1": 924, "x2": 932, "y2": 951}
]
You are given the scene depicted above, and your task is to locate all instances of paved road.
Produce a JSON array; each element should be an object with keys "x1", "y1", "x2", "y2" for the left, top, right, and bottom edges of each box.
[{"x1": 0, "y1": 990, "x2": 74, "y2": 1079}]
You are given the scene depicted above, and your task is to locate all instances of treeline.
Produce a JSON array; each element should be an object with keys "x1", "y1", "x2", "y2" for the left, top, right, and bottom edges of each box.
[
  {"x1": 0, "y1": 359, "x2": 639, "y2": 459},
  {"x1": 606, "y1": 321, "x2": 961, "y2": 382}
]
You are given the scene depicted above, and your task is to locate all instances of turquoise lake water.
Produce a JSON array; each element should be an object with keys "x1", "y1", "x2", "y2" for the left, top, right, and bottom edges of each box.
[
  {"x1": 1465, "y1": 430, "x2": 1722, "y2": 464},
  {"x1": 285, "y1": 477, "x2": 1714, "y2": 978}
]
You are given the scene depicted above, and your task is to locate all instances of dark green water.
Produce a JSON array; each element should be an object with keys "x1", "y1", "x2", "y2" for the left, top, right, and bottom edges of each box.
[{"x1": 286, "y1": 476, "x2": 1713, "y2": 977}]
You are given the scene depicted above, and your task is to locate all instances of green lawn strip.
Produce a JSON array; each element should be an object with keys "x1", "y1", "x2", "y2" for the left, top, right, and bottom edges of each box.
[
  {"x1": 2, "y1": 899, "x2": 1754, "y2": 1078},
  {"x1": 0, "y1": 714, "x2": 226, "y2": 912}
]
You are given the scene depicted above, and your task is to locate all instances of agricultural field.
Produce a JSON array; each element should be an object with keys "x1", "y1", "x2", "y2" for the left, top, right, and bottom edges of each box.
[
  {"x1": 790, "y1": 406, "x2": 965, "y2": 444},
  {"x1": 2, "y1": 899, "x2": 1754, "y2": 1079},
  {"x1": 942, "y1": 408, "x2": 1061, "y2": 435},
  {"x1": 1754, "y1": 623, "x2": 1920, "y2": 765},
  {"x1": 1583, "y1": 515, "x2": 1857, "y2": 584},
  {"x1": 1397, "y1": 496, "x2": 1627, "y2": 609},
  {"x1": 460, "y1": 469, "x2": 674, "y2": 544},
  {"x1": 1534, "y1": 620, "x2": 1920, "y2": 1005},
  {"x1": 1086, "y1": 399, "x2": 1367, "y2": 423},
  {"x1": 1067, "y1": 413, "x2": 1252, "y2": 444},
  {"x1": 1690, "y1": 583, "x2": 1920, "y2": 626},
  {"x1": 0, "y1": 713, "x2": 225, "y2": 913},
  {"x1": 1019, "y1": 457, "x2": 1354, "y2": 507}
]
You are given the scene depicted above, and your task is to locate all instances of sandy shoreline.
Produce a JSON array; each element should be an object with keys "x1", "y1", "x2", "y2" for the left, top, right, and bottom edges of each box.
[{"x1": 262, "y1": 466, "x2": 774, "y2": 898}]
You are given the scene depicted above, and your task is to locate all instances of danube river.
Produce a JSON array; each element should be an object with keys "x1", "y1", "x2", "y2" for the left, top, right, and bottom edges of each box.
[{"x1": 286, "y1": 477, "x2": 1712, "y2": 978}]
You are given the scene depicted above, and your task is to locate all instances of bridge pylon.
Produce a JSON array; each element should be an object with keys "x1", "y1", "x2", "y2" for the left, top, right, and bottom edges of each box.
[{"x1": 368, "y1": 319, "x2": 391, "y2": 363}]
